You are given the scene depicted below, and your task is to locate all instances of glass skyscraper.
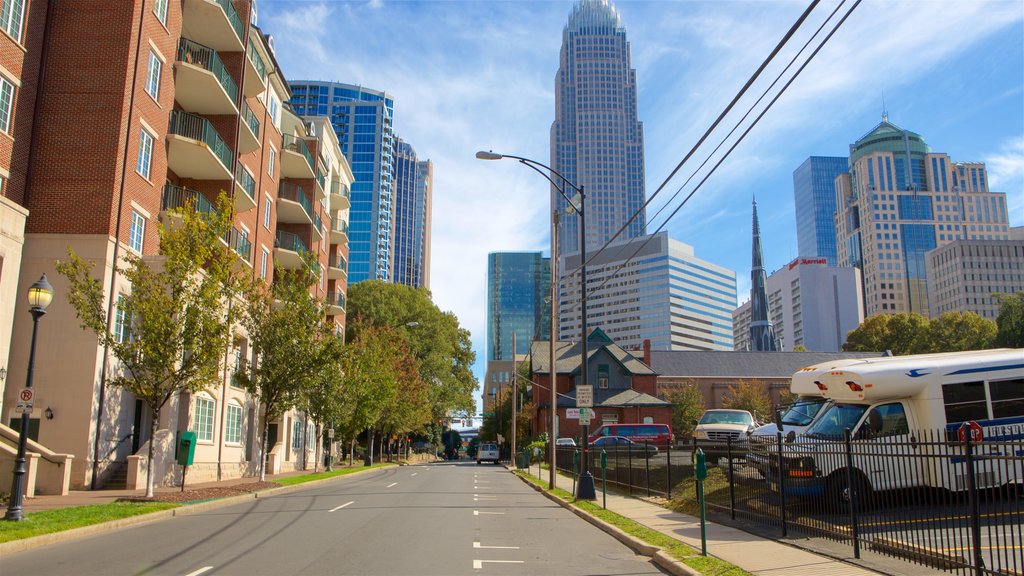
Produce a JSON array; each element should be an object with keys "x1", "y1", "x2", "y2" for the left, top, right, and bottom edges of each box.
[
  {"x1": 393, "y1": 136, "x2": 432, "y2": 289},
  {"x1": 793, "y1": 156, "x2": 847, "y2": 266},
  {"x1": 487, "y1": 252, "x2": 552, "y2": 362},
  {"x1": 551, "y1": 0, "x2": 645, "y2": 254},
  {"x1": 288, "y1": 82, "x2": 395, "y2": 283}
]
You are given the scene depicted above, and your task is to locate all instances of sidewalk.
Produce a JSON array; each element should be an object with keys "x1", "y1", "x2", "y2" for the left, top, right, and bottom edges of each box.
[{"x1": 533, "y1": 466, "x2": 883, "y2": 576}]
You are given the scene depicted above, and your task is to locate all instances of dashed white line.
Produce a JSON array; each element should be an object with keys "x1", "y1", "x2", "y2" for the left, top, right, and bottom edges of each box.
[
  {"x1": 410, "y1": 472, "x2": 418, "y2": 477},
  {"x1": 184, "y1": 567, "x2": 214, "y2": 576},
  {"x1": 387, "y1": 482, "x2": 398, "y2": 488},
  {"x1": 474, "y1": 510, "x2": 504, "y2": 515},
  {"x1": 329, "y1": 501, "x2": 355, "y2": 512},
  {"x1": 473, "y1": 560, "x2": 524, "y2": 569},
  {"x1": 474, "y1": 542, "x2": 520, "y2": 549}
]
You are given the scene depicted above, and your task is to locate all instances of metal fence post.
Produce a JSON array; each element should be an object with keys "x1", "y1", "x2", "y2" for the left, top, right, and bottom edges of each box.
[
  {"x1": 776, "y1": 431, "x2": 787, "y2": 538},
  {"x1": 727, "y1": 436, "x2": 736, "y2": 520},
  {"x1": 627, "y1": 439, "x2": 634, "y2": 496},
  {"x1": 645, "y1": 440, "x2": 651, "y2": 497},
  {"x1": 965, "y1": 434, "x2": 984, "y2": 576},
  {"x1": 667, "y1": 441, "x2": 672, "y2": 499},
  {"x1": 844, "y1": 428, "x2": 860, "y2": 559}
]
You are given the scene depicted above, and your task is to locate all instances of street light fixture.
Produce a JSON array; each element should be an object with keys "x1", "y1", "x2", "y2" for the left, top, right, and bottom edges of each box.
[
  {"x1": 476, "y1": 150, "x2": 596, "y2": 499},
  {"x1": 5, "y1": 274, "x2": 55, "y2": 521}
]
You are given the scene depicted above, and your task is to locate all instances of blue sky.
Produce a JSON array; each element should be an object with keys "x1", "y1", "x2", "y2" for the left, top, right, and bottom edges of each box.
[{"x1": 259, "y1": 0, "x2": 1024, "y2": 411}]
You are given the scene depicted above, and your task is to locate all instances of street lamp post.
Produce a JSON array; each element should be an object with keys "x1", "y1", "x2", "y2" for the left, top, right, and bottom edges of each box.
[
  {"x1": 5, "y1": 274, "x2": 55, "y2": 521},
  {"x1": 476, "y1": 151, "x2": 595, "y2": 500}
]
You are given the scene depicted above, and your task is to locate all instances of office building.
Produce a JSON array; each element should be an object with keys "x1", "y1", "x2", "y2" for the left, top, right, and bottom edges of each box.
[
  {"x1": 733, "y1": 257, "x2": 863, "y2": 352},
  {"x1": 926, "y1": 239, "x2": 1024, "y2": 319},
  {"x1": 288, "y1": 81, "x2": 395, "y2": 283},
  {"x1": 487, "y1": 252, "x2": 551, "y2": 362},
  {"x1": 793, "y1": 156, "x2": 847, "y2": 266},
  {"x1": 559, "y1": 232, "x2": 736, "y2": 352},
  {"x1": 393, "y1": 136, "x2": 432, "y2": 289},
  {"x1": 0, "y1": 1, "x2": 351, "y2": 492},
  {"x1": 834, "y1": 118, "x2": 1013, "y2": 317},
  {"x1": 551, "y1": 0, "x2": 645, "y2": 254}
]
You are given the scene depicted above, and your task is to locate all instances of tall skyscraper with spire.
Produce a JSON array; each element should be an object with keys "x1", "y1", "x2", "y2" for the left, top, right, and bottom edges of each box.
[
  {"x1": 551, "y1": 0, "x2": 645, "y2": 255},
  {"x1": 748, "y1": 200, "x2": 779, "y2": 351}
]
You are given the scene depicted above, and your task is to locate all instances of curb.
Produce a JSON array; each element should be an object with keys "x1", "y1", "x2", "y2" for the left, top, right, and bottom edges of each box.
[
  {"x1": 0, "y1": 464, "x2": 394, "y2": 557},
  {"x1": 513, "y1": 471, "x2": 701, "y2": 576}
]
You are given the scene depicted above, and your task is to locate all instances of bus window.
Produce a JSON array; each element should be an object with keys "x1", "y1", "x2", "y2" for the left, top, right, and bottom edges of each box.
[
  {"x1": 942, "y1": 381, "x2": 988, "y2": 423},
  {"x1": 991, "y1": 378, "x2": 1024, "y2": 418}
]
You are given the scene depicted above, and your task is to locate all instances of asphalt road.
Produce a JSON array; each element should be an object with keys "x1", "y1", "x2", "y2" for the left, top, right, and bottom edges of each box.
[{"x1": 3, "y1": 463, "x2": 667, "y2": 576}]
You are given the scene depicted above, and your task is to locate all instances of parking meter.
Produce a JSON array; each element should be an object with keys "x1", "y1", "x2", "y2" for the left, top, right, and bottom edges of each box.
[
  {"x1": 695, "y1": 447, "x2": 707, "y2": 481},
  {"x1": 695, "y1": 447, "x2": 707, "y2": 555}
]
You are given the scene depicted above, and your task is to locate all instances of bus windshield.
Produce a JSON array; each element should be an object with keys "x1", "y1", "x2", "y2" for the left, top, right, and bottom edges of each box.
[
  {"x1": 805, "y1": 403, "x2": 867, "y2": 439},
  {"x1": 780, "y1": 399, "x2": 829, "y2": 426}
]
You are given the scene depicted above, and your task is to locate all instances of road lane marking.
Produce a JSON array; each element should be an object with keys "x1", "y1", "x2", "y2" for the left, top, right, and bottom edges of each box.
[
  {"x1": 387, "y1": 482, "x2": 398, "y2": 488},
  {"x1": 474, "y1": 510, "x2": 504, "y2": 515},
  {"x1": 473, "y1": 560, "x2": 524, "y2": 569},
  {"x1": 411, "y1": 472, "x2": 418, "y2": 476},
  {"x1": 474, "y1": 542, "x2": 519, "y2": 549},
  {"x1": 329, "y1": 501, "x2": 355, "y2": 512},
  {"x1": 184, "y1": 568, "x2": 214, "y2": 576}
]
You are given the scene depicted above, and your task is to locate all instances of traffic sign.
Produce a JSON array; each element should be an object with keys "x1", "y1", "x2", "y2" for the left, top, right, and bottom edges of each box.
[
  {"x1": 579, "y1": 408, "x2": 593, "y2": 422},
  {"x1": 576, "y1": 385, "x2": 593, "y2": 408},
  {"x1": 958, "y1": 421, "x2": 983, "y2": 444},
  {"x1": 14, "y1": 388, "x2": 33, "y2": 415},
  {"x1": 567, "y1": 408, "x2": 580, "y2": 419}
]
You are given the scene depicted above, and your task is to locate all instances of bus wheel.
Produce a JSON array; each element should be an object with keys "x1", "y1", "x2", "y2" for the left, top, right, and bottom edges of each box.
[{"x1": 827, "y1": 473, "x2": 871, "y2": 513}]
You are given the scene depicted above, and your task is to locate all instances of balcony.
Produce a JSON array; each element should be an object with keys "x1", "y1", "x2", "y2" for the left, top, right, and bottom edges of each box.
[
  {"x1": 174, "y1": 38, "x2": 238, "y2": 115},
  {"x1": 329, "y1": 218, "x2": 348, "y2": 245},
  {"x1": 277, "y1": 182, "x2": 313, "y2": 225},
  {"x1": 167, "y1": 110, "x2": 232, "y2": 180},
  {"x1": 328, "y1": 252, "x2": 348, "y2": 280},
  {"x1": 234, "y1": 166, "x2": 256, "y2": 213},
  {"x1": 311, "y1": 210, "x2": 324, "y2": 243},
  {"x1": 326, "y1": 290, "x2": 346, "y2": 315},
  {"x1": 329, "y1": 180, "x2": 351, "y2": 211},
  {"x1": 314, "y1": 168, "x2": 327, "y2": 200},
  {"x1": 281, "y1": 134, "x2": 315, "y2": 179},
  {"x1": 238, "y1": 101, "x2": 260, "y2": 153},
  {"x1": 243, "y1": 41, "x2": 267, "y2": 97},
  {"x1": 182, "y1": 0, "x2": 244, "y2": 52},
  {"x1": 274, "y1": 230, "x2": 308, "y2": 270},
  {"x1": 224, "y1": 226, "x2": 252, "y2": 264},
  {"x1": 160, "y1": 183, "x2": 217, "y2": 229}
]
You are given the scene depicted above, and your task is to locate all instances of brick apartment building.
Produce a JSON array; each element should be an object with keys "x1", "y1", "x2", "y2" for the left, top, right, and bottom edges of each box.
[{"x1": 0, "y1": 1, "x2": 352, "y2": 492}]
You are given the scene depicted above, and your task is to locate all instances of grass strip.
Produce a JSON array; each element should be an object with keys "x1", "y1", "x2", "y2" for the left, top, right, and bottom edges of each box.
[
  {"x1": 0, "y1": 501, "x2": 178, "y2": 543},
  {"x1": 271, "y1": 462, "x2": 392, "y2": 486},
  {"x1": 517, "y1": 471, "x2": 752, "y2": 576}
]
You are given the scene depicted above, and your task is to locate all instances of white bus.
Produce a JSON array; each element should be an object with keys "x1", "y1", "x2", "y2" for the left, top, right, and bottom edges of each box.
[{"x1": 767, "y1": 349, "x2": 1024, "y2": 508}]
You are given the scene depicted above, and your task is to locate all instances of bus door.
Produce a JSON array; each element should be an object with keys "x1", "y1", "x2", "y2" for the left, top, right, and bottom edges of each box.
[{"x1": 855, "y1": 402, "x2": 925, "y2": 492}]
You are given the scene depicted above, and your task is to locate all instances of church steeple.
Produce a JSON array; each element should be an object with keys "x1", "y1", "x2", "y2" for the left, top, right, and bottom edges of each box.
[{"x1": 749, "y1": 199, "x2": 778, "y2": 351}]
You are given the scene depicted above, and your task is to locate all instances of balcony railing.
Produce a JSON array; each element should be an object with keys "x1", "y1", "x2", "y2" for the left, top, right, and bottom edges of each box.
[
  {"x1": 235, "y1": 165, "x2": 256, "y2": 202},
  {"x1": 279, "y1": 182, "x2": 313, "y2": 219},
  {"x1": 275, "y1": 230, "x2": 308, "y2": 255},
  {"x1": 326, "y1": 291, "x2": 346, "y2": 311},
  {"x1": 225, "y1": 227, "x2": 251, "y2": 260},
  {"x1": 241, "y1": 101, "x2": 260, "y2": 138},
  {"x1": 330, "y1": 252, "x2": 348, "y2": 271},
  {"x1": 332, "y1": 219, "x2": 349, "y2": 236},
  {"x1": 168, "y1": 110, "x2": 232, "y2": 172},
  {"x1": 177, "y1": 38, "x2": 238, "y2": 102},
  {"x1": 246, "y1": 41, "x2": 267, "y2": 82},
  {"x1": 315, "y1": 168, "x2": 326, "y2": 191},
  {"x1": 213, "y1": 0, "x2": 245, "y2": 42},
  {"x1": 282, "y1": 134, "x2": 314, "y2": 172},
  {"x1": 312, "y1": 210, "x2": 323, "y2": 232},
  {"x1": 161, "y1": 183, "x2": 216, "y2": 216}
]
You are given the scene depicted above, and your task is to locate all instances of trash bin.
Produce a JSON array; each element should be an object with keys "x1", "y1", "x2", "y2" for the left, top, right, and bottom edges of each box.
[{"x1": 516, "y1": 451, "x2": 530, "y2": 469}]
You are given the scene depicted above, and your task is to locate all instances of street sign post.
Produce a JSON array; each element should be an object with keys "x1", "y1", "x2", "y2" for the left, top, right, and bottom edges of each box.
[
  {"x1": 14, "y1": 388, "x2": 34, "y2": 415},
  {"x1": 576, "y1": 385, "x2": 593, "y2": 408}
]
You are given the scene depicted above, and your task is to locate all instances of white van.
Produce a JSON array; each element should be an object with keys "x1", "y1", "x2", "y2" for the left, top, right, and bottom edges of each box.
[{"x1": 765, "y1": 349, "x2": 1024, "y2": 509}]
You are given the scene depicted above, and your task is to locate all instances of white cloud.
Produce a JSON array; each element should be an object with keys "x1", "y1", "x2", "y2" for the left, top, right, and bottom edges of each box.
[{"x1": 986, "y1": 136, "x2": 1024, "y2": 222}]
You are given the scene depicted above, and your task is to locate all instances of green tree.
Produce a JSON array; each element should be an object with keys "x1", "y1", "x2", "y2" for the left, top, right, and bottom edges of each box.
[
  {"x1": 994, "y1": 292, "x2": 1024, "y2": 347},
  {"x1": 844, "y1": 313, "x2": 931, "y2": 355},
  {"x1": 663, "y1": 381, "x2": 705, "y2": 439},
  {"x1": 722, "y1": 379, "x2": 772, "y2": 422},
  {"x1": 234, "y1": 259, "x2": 332, "y2": 480},
  {"x1": 304, "y1": 335, "x2": 345, "y2": 471},
  {"x1": 928, "y1": 311, "x2": 997, "y2": 352},
  {"x1": 57, "y1": 195, "x2": 242, "y2": 497}
]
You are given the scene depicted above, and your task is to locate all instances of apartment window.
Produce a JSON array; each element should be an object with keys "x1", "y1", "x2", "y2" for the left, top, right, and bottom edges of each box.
[
  {"x1": 129, "y1": 210, "x2": 146, "y2": 253},
  {"x1": 153, "y1": 0, "x2": 168, "y2": 25},
  {"x1": 145, "y1": 51, "x2": 162, "y2": 100},
  {"x1": 113, "y1": 294, "x2": 130, "y2": 343},
  {"x1": 136, "y1": 128, "x2": 154, "y2": 179},
  {"x1": 268, "y1": 147, "x2": 276, "y2": 177},
  {"x1": 193, "y1": 395, "x2": 215, "y2": 442},
  {"x1": 0, "y1": 0, "x2": 25, "y2": 43},
  {"x1": 260, "y1": 248, "x2": 269, "y2": 279},
  {"x1": 291, "y1": 418, "x2": 303, "y2": 451},
  {"x1": 0, "y1": 76, "x2": 14, "y2": 133},
  {"x1": 268, "y1": 94, "x2": 280, "y2": 127},
  {"x1": 263, "y1": 197, "x2": 272, "y2": 229},
  {"x1": 225, "y1": 402, "x2": 243, "y2": 444}
]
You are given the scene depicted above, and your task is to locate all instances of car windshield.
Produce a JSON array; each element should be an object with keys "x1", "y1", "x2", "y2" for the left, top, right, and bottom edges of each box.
[
  {"x1": 779, "y1": 399, "x2": 828, "y2": 426},
  {"x1": 805, "y1": 403, "x2": 868, "y2": 439},
  {"x1": 699, "y1": 411, "x2": 752, "y2": 425}
]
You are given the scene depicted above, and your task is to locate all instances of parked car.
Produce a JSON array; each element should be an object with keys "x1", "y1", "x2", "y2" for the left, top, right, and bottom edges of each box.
[
  {"x1": 693, "y1": 409, "x2": 757, "y2": 461},
  {"x1": 555, "y1": 437, "x2": 577, "y2": 447},
  {"x1": 590, "y1": 435, "x2": 658, "y2": 456},
  {"x1": 477, "y1": 442, "x2": 500, "y2": 465},
  {"x1": 588, "y1": 423, "x2": 673, "y2": 447}
]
